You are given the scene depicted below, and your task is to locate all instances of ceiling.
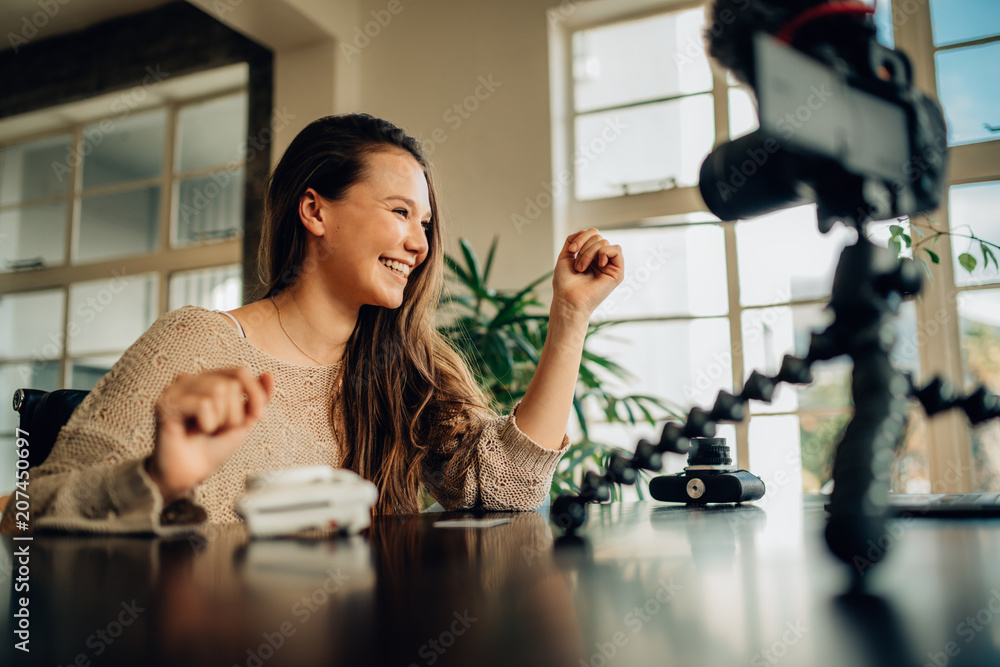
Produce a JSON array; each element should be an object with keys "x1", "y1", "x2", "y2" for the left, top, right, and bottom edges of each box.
[{"x1": 0, "y1": 0, "x2": 176, "y2": 45}]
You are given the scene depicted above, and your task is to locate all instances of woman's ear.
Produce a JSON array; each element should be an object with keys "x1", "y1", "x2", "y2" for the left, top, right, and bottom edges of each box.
[{"x1": 298, "y1": 188, "x2": 328, "y2": 237}]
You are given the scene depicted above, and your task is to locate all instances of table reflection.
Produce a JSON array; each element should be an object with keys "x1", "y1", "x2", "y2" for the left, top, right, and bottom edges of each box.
[{"x1": 3, "y1": 500, "x2": 1000, "y2": 667}]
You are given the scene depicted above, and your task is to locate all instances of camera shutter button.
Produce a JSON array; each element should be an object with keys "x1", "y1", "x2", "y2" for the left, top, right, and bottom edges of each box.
[{"x1": 686, "y1": 478, "x2": 706, "y2": 500}]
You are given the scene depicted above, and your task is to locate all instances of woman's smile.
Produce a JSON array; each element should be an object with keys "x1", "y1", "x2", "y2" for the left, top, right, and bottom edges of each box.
[{"x1": 379, "y1": 257, "x2": 411, "y2": 279}]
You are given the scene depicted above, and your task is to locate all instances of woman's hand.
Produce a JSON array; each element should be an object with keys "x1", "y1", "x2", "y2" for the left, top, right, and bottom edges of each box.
[
  {"x1": 146, "y1": 367, "x2": 273, "y2": 503},
  {"x1": 551, "y1": 228, "x2": 625, "y2": 324}
]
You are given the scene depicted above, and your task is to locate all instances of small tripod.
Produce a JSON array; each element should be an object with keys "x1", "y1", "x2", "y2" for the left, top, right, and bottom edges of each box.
[{"x1": 552, "y1": 221, "x2": 1000, "y2": 577}]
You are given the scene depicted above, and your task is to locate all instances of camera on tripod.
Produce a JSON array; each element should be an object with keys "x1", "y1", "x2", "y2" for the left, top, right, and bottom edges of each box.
[{"x1": 649, "y1": 438, "x2": 764, "y2": 504}]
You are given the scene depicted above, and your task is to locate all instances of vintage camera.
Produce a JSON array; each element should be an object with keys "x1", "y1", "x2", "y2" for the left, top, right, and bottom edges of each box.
[{"x1": 649, "y1": 438, "x2": 764, "y2": 504}]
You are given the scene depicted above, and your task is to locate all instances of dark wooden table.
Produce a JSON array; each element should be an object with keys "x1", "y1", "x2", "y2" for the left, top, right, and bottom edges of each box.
[{"x1": 3, "y1": 497, "x2": 1000, "y2": 667}]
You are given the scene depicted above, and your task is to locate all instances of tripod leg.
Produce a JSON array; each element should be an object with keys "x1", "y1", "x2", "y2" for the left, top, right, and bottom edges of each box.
[{"x1": 824, "y1": 346, "x2": 909, "y2": 580}]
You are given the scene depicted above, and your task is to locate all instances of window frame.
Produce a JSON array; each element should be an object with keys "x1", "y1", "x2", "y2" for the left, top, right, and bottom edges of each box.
[{"x1": 549, "y1": 0, "x2": 1000, "y2": 492}]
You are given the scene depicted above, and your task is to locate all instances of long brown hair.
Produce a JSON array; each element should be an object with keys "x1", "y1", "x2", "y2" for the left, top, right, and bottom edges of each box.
[{"x1": 254, "y1": 113, "x2": 492, "y2": 514}]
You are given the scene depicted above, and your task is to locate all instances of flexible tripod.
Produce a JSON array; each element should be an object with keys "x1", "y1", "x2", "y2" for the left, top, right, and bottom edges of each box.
[{"x1": 552, "y1": 227, "x2": 1000, "y2": 575}]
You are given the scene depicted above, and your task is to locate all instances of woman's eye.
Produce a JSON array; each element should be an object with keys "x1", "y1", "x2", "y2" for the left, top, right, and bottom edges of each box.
[
  {"x1": 421, "y1": 221, "x2": 432, "y2": 232},
  {"x1": 393, "y1": 208, "x2": 409, "y2": 217}
]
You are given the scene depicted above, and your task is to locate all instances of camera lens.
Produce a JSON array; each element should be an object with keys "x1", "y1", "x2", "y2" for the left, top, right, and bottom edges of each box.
[{"x1": 687, "y1": 437, "x2": 732, "y2": 467}]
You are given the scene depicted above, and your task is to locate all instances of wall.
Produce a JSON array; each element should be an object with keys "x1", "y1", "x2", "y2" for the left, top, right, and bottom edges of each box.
[
  {"x1": 354, "y1": 0, "x2": 561, "y2": 291},
  {"x1": 197, "y1": 0, "x2": 564, "y2": 292}
]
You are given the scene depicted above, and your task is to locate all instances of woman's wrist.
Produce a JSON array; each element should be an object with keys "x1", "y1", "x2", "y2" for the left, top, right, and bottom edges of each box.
[{"x1": 143, "y1": 456, "x2": 185, "y2": 504}]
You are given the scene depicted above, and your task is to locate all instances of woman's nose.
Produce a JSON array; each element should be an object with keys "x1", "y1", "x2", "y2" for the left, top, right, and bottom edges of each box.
[{"x1": 405, "y1": 220, "x2": 429, "y2": 258}]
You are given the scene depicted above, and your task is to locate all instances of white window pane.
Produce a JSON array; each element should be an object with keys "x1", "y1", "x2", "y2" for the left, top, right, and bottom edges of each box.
[
  {"x1": 78, "y1": 186, "x2": 160, "y2": 263},
  {"x1": 586, "y1": 318, "x2": 732, "y2": 408},
  {"x1": 929, "y1": 0, "x2": 1000, "y2": 46},
  {"x1": 0, "y1": 134, "x2": 72, "y2": 205},
  {"x1": 594, "y1": 225, "x2": 727, "y2": 320},
  {"x1": 950, "y1": 181, "x2": 1000, "y2": 287},
  {"x1": 748, "y1": 415, "x2": 803, "y2": 498},
  {"x1": 169, "y1": 264, "x2": 242, "y2": 311},
  {"x1": 735, "y1": 205, "x2": 858, "y2": 306},
  {"x1": 69, "y1": 354, "x2": 121, "y2": 391},
  {"x1": 575, "y1": 95, "x2": 714, "y2": 201},
  {"x1": 0, "y1": 201, "x2": 67, "y2": 271},
  {"x1": 173, "y1": 169, "x2": 244, "y2": 247},
  {"x1": 742, "y1": 303, "x2": 851, "y2": 414},
  {"x1": 0, "y1": 289, "x2": 64, "y2": 360},
  {"x1": 68, "y1": 273, "x2": 158, "y2": 355},
  {"x1": 742, "y1": 300, "x2": 919, "y2": 415},
  {"x1": 81, "y1": 109, "x2": 166, "y2": 190},
  {"x1": 573, "y1": 9, "x2": 710, "y2": 113},
  {"x1": 176, "y1": 93, "x2": 248, "y2": 173},
  {"x1": 728, "y1": 86, "x2": 758, "y2": 139},
  {"x1": 935, "y1": 42, "x2": 1000, "y2": 147}
]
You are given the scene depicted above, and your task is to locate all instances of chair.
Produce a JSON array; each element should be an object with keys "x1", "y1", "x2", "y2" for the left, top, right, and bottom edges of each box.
[
  {"x1": 0, "y1": 388, "x2": 88, "y2": 519},
  {"x1": 12, "y1": 388, "x2": 90, "y2": 470}
]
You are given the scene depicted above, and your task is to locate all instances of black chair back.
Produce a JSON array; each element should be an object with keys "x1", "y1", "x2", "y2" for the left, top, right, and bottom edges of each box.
[{"x1": 13, "y1": 388, "x2": 90, "y2": 469}]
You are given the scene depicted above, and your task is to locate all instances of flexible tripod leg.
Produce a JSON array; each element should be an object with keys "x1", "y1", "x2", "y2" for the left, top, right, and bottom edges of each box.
[{"x1": 824, "y1": 345, "x2": 909, "y2": 580}]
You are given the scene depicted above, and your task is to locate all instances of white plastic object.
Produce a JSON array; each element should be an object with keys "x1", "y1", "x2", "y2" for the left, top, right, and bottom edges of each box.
[{"x1": 235, "y1": 465, "x2": 378, "y2": 538}]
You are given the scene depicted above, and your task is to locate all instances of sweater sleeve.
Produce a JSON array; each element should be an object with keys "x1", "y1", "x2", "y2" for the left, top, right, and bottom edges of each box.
[
  {"x1": 421, "y1": 401, "x2": 570, "y2": 512},
  {"x1": 13, "y1": 307, "x2": 218, "y2": 536}
]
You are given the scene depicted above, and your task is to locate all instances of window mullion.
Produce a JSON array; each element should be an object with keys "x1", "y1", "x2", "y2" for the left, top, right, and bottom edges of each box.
[
  {"x1": 723, "y1": 220, "x2": 750, "y2": 469},
  {"x1": 898, "y1": 1, "x2": 975, "y2": 493},
  {"x1": 159, "y1": 103, "x2": 178, "y2": 316}
]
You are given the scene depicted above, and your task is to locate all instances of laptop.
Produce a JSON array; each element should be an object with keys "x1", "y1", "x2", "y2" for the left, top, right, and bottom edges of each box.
[{"x1": 886, "y1": 492, "x2": 1000, "y2": 518}]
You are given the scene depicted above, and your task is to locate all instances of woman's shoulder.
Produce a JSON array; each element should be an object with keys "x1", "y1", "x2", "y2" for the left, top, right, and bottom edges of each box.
[
  {"x1": 150, "y1": 304, "x2": 232, "y2": 332},
  {"x1": 114, "y1": 305, "x2": 243, "y2": 371}
]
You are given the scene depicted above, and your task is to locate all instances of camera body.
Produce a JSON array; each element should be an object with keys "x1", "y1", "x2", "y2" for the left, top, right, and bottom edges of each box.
[
  {"x1": 699, "y1": 8, "x2": 947, "y2": 230},
  {"x1": 649, "y1": 438, "x2": 765, "y2": 504}
]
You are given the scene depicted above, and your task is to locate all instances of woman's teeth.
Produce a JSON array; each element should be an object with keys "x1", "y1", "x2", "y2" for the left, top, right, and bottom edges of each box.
[{"x1": 380, "y1": 258, "x2": 410, "y2": 278}]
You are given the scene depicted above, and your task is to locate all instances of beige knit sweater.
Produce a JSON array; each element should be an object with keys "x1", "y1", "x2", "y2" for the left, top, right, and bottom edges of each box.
[{"x1": 28, "y1": 306, "x2": 569, "y2": 535}]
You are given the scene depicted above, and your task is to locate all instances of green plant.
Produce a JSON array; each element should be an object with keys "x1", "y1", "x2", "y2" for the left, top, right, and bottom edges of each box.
[
  {"x1": 437, "y1": 237, "x2": 681, "y2": 502},
  {"x1": 884, "y1": 215, "x2": 1000, "y2": 276}
]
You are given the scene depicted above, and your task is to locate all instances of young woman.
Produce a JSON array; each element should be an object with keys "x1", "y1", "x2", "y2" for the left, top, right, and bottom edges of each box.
[{"x1": 4, "y1": 114, "x2": 624, "y2": 534}]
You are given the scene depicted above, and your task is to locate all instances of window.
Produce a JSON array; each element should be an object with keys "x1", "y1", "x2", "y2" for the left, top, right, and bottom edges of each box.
[
  {"x1": 0, "y1": 65, "x2": 249, "y2": 491},
  {"x1": 923, "y1": 0, "x2": 1000, "y2": 492},
  {"x1": 550, "y1": 0, "x2": 997, "y2": 495}
]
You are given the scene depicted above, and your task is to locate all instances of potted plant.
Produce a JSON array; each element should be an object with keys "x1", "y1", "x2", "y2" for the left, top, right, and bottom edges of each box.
[{"x1": 436, "y1": 237, "x2": 681, "y2": 502}]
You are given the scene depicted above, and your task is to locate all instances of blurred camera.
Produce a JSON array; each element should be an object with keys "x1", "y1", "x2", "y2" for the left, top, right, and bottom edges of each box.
[{"x1": 649, "y1": 437, "x2": 765, "y2": 504}]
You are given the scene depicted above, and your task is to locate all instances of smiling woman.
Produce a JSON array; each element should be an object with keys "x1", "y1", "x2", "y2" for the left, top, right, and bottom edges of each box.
[{"x1": 1, "y1": 113, "x2": 626, "y2": 534}]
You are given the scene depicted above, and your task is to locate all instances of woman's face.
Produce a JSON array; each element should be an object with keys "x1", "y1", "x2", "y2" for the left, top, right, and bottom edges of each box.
[{"x1": 307, "y1": 149, "x2": 432, "y2": 310}]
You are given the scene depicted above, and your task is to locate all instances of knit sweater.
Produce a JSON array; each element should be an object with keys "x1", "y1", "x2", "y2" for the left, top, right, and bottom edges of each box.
[{"x1": 27, "y1": 306, "x2": 570, "y2": 535}]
